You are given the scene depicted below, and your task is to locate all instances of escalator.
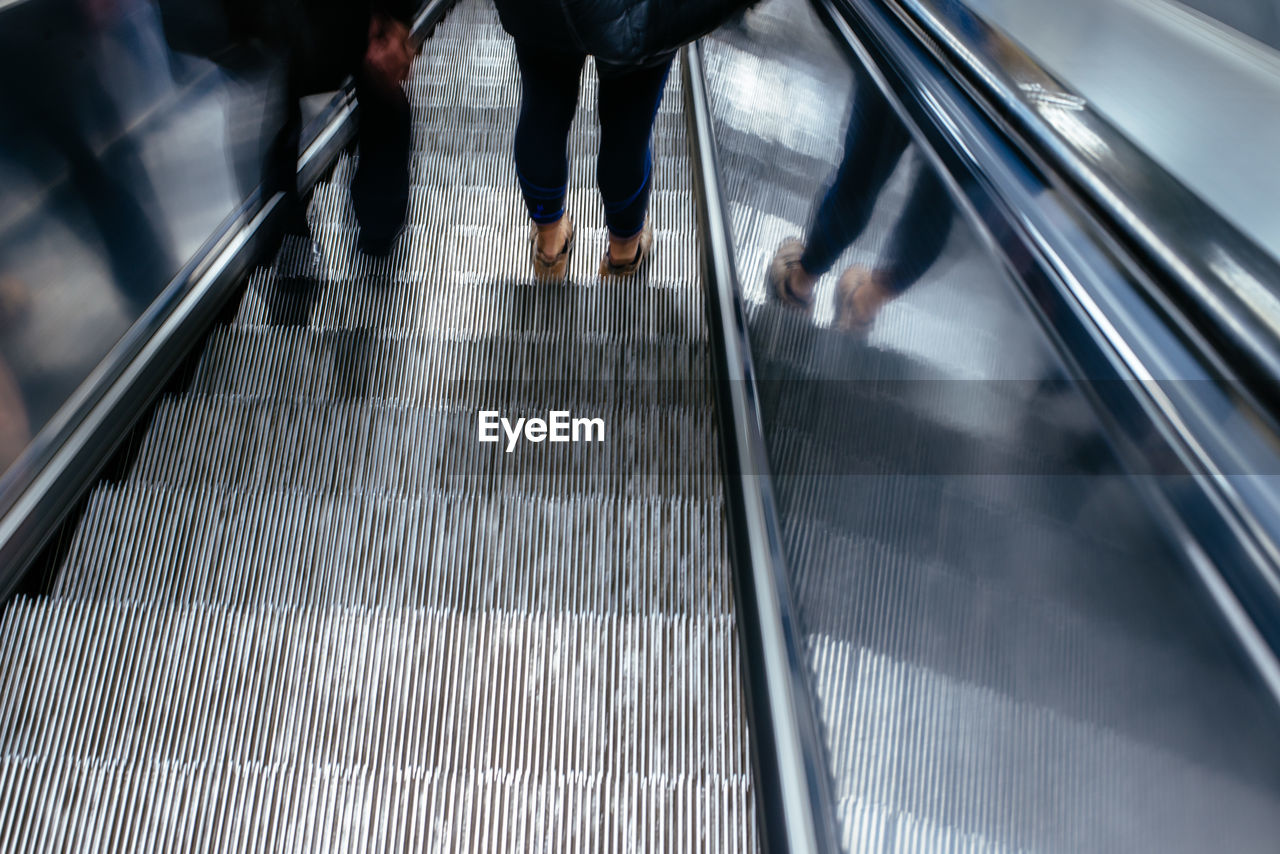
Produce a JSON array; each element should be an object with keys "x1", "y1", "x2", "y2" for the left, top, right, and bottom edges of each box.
[
  {"x1": 697, "y1": 0, "x2": 1280, "y2": 851},
  {"x1": 0, "y1": 2, "x2": 757, "y2": 848},
  {"x1": 2, "y1": 0, "x2": 1280, "y2": 851}
]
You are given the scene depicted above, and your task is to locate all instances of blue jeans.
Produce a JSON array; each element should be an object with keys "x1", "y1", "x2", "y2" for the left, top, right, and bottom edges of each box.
[
  {"x1": 801, "y1": 80, "x2": 952, "y2": 293},
  {"x1": 512, "y1": 42, "x2": 673, "y2": 238}
]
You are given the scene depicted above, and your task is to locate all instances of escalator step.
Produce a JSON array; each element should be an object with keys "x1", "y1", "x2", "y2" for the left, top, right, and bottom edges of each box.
[
  {"x1": 0, "y1": 601, "x2": 752, "y2": 850},
  {"x1": 233, "y1": 265, "x2": 708, "y2": 336},
  {"x1": 252, "y1": 223, "x2": 699, "y2": 288},
  {"x1": 0, "y1": 757, "x2": 752, "y2": 850},
  {"x1": 54, "y1": 486, "x2": 733, "y2": 616},
  {"x1": 125, "y1": 395, "x2": 720, "y2": 497},
  {"x1": 187, "y1": 327, "x2": 711, "y2": 406},
  {"x1": 0, "y1": 758, "x2": 755, "y2": 852}
]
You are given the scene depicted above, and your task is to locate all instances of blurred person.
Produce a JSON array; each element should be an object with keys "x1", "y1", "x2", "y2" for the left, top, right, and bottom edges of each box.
[
  {"x1": 157, "y1": 0, "x2": 417, "y2": 256},
  {"x1": 0, "y1": 0, "x2": 177, "y2": 312},
  {"x1": 491, "y1": 0, "x2": 753, "y2": 279},
  {"x1": 769, "y1": 79, "x2": 952, "y2": 332}
]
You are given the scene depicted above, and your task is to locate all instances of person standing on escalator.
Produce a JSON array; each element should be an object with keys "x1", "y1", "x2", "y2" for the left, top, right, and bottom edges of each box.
[
  {"x1": 491, "y1": 0, "x2": 754, "y2": 279},
  {"x1": 157, "y1": 0, "x2": 417, "y2": 256}
]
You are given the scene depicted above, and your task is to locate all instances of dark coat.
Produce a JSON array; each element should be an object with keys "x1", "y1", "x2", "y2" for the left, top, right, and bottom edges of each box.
[
  {"x1": 158, "y1": 0, "x2": 415, "y2": 86},
  {"x1": 491, "y1": 0, "x2": 752, "y2": 67}
]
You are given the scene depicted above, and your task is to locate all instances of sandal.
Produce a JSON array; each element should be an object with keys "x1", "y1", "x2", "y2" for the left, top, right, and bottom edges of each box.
[
  {"x1": 834, "y1": 267, "x2": 894, "y2": 334},
  {"x1": 531, "y1": 216, "x2": 574, "y2": 280},
  {"x1": 599, "y1": 218, "x2": 653, "y2": 276},
  {"x1": 768, "y1": 239, "x2": 815, "y2": 309}
]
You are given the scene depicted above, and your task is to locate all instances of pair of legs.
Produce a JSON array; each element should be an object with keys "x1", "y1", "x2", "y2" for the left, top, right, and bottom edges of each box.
[
  {"x1": 262, "y1": 65, "x2": 411, "y2": 256},
  {"x1": 511, "y1": 41, "x2": 673, "y2": 271},
  {"x1": 775, "y1": 80, "x2": 952, "y2": 329}
]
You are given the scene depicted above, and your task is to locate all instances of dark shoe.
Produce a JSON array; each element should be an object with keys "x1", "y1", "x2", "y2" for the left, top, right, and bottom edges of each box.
[
  {"x1": 599, "y1": 218, "x2": 652, "y2": 277},
  {"x1": 267, "y1": 238, "x2": 322, "y2": 325},
  {"x1": 531, "y1": 216, "x2": 575, "y2": 280},
  {"x1": 768, "y1": 238, "x2": 814, "y2": 309},
  {"x1": 358, "y1": 229, "x2": 398, "y2": 258}
]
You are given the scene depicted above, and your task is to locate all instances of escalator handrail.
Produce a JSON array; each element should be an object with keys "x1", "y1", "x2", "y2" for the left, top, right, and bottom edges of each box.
[
  {"x1": 683, "y1": 40, "x2": 843, "y2": 854},
  {"x1": 814, "y1": 0, "x2": 1280, "y2": 700},
  {"x1": 877, "y1": 0, "x2": 1280, "y2": 432}
]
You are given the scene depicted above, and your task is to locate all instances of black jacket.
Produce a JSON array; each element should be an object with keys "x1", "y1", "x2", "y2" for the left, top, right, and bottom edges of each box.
[
  {"x1": 492, "y1": 0, "x2": 752, "y2": 67},
  {"x1": 159, "y1": 0, "x2": 416, "y2": 85}
]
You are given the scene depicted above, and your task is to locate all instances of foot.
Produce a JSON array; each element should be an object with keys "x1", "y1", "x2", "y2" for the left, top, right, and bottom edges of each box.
[
  {"x1": 536, "y1": 216, "x2": 573, "y2": 260},
  {"x1": 834, "y1": 267, "x2": 896, "y2": 333},
  {"x1": 608, "y1": 232, "x2": 641, "y2": 267},
  {"x1": 358, "y1": 229, "x2": 397, "y2": 257},
  {"x1": 532, "y1": 215, "x2": 574, "y2": 279},
  {"x1": 599, "y1": 218, "x2": 653, "y2": 276},
  {"x1": 768, "y1": 239, "x2": 817, "y2": 309}
]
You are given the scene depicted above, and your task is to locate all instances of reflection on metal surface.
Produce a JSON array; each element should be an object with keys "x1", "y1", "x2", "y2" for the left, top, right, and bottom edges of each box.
[
  {"x1": 868, "y1": 0, "x2": 1280, "y2": 664},
  {"x1": 0, "y1": 0, "x2": 273, "y2": 478},
  {"x1": 1016, "y1": 81, "x2": 1086, "y2": 111},
  {"x1": 1014, "y1": 81, "x2": 1107, "y2": 164},
  {"x1": 1033, "y1": 101, "x2": 1109, "y2": 162},
  {"x1": 897, "y1": 0, "x2": 1280, "y2": 425},
  {"x1": 703, "y1": 0, "x2": 1280, "y2": 850},
  {"x1": 1207, "y1": 243, "x2": 1280, "y2": 325},
  {"x1": 965, "y1": 0, "x2": 1280, "y2": 256}
]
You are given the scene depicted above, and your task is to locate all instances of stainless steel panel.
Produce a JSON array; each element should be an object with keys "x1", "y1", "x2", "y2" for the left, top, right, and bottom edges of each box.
[
  {"x1": 964, "y1": 0, "x2": 1280, "y2": 259},
  {"x1": 701, "y1": 0, "x2": 1280, "y2": 850}
]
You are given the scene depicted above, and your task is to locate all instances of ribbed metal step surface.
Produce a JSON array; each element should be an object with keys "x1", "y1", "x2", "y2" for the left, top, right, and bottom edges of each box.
[
  {"x1": 704, "y1": 1, "x2": 1280, "y2": 853},
  {"x1": 0, "y1": 2, "x2": 758, "y2": 849}
]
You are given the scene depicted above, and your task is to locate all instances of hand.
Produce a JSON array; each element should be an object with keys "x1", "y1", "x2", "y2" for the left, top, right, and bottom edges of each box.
[{"x1": 364, "y1": 14, "x2": 413, "y2": 90}]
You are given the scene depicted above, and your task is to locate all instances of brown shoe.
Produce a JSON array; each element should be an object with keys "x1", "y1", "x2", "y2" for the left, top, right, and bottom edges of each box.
[
  {"x1": 768, "y1": 239, "x2": 815, "y2": 309},
  {"x1": 531, "y1": 216, "x2": 574, "y2": 280},
  {"x1": 834, "y1": 267, "x2": 896, "y2": 333},
  {"x1": 599, "y1": 218, "x2": 653, "y2": 276}
]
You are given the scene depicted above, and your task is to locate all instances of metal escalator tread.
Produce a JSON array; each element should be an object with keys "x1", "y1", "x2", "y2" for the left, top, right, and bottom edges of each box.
[{"x1": 0, "y1": 1, "x2": 759, "y2": 849}]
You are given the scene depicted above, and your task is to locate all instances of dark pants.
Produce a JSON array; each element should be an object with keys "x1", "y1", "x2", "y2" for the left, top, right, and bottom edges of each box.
[
  {"x1": 512, "y1": 42, "x2": 673, "y2": 238},
  {"x1": 264, "y1": 65, "x2": 411, "y2": 252},
  {"x1": 801, "y1": 81, "x2": 951, "y2": 293}
]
